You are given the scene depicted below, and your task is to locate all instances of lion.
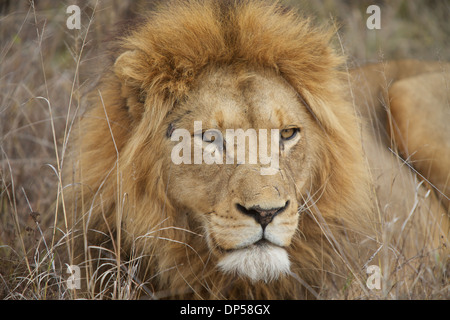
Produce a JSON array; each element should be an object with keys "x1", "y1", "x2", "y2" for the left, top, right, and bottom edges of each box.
[{"x1": 63, "y1": 0, "x2": 450, "y2": 299}]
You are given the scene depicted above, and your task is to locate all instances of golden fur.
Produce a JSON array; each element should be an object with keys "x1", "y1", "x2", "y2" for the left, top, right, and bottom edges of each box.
[{"x1": 65, "y1": 0, "x2": 449, "y2": 299}]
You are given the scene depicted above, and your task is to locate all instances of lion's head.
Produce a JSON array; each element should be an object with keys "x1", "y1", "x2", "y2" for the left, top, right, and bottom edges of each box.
[
  {"x1": 164, "y1": 68, "x2": 320, "y2": 282},
  {"x1": 68, "y1": 0, "x2": 374, "y2": 299}
]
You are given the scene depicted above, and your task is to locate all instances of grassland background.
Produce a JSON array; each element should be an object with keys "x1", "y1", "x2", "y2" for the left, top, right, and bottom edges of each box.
[{"x1": 0, "y1": 0, "x2": 449, "y2": 299}]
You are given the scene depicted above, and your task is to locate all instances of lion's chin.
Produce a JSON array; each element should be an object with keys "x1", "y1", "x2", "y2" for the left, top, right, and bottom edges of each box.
[{"x1": 217, "y1": 241, "x2": 291, "y2": 283}]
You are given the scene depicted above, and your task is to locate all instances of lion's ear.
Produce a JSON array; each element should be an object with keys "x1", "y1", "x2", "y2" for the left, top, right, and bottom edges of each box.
[
  {"x1": 114, "y1": 50, "x2": 148, "y2": 88},
  {"x1": 114, "y1": 50, "x2": 148, "y2": 120}
]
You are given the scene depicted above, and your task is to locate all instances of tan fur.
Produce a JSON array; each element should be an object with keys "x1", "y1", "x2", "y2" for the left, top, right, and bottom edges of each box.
[
  {"x1": 65, "y1": 0, "x2": 449, "y2": 299},
  {"x1": 389, "y1": 72, "x2": 450, "y2": 208}
]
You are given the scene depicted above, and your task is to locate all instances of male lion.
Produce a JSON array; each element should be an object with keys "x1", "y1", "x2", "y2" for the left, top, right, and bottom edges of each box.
[{"x1": 64, "y1": 0, "x2": 449, "y2": 299}]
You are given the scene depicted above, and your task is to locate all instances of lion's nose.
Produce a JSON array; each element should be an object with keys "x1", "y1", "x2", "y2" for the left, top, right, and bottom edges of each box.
[{"x1": 236, "y1": 201, "x2": 290, "y2": 229}]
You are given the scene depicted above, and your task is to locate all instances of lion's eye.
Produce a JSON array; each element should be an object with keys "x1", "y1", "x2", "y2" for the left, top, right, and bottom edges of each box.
[
  {"x1": 202, "y1": 130, "x2": 220, "y2": 143},
  {"x1": 280, "y1": 128, "x2": 299, "y2": 141},
  {"x1": 203, "y1": 134, "x2": 216, "y2": 142}
]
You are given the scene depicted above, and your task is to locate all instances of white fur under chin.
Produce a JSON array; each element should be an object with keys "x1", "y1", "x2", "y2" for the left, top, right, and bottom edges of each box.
[{"x1": 217, "y1": 244, "x2": 290, "y2": 283}]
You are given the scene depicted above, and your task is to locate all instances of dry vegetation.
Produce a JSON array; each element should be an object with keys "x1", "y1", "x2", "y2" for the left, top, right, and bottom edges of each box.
[{"x1": 0, "y1": 0, "x2": 449, "y2": 300}]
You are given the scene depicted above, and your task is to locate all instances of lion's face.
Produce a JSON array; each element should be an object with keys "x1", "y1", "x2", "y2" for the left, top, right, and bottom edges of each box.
[{"x1": 162, "y1": 67, "x2": 320, "y2": 282}]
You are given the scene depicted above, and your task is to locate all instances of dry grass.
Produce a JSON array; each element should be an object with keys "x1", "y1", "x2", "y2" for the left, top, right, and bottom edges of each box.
[{"x1": 0, "y1": 0, "x2": 449, "y2": 300}]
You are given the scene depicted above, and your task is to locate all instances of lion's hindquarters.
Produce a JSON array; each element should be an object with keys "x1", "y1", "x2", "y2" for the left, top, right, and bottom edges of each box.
[{"x1": 389, "y1": 72, "x2": 450, "y2": 209}]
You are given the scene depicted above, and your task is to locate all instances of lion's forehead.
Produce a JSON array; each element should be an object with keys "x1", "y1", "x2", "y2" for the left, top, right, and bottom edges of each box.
[{"x1": 173, "y1": 68, "x2": 306, "y2": 130}]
